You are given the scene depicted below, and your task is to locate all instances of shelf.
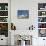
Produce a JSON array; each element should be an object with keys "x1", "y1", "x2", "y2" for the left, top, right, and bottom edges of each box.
[
  {"x1": 38, "y1": 15, "x2": 46, "y2": 17},
  {"x1": 0, "y1": 10, "x2": 8, "y2": 11},
  {"x1": 38, "y1": 28, "x2": 46, "y2": 29},
  {"x1": 0, "y1": 22, "x2": 8, "y2": 23},
  {"x1": 0, "y1": 3, "x2": 8, "y2": 37},
  {"x1": 38, "y1": 10, "x2": 46, "y2": 11},
  {"x1": 38, "y1": 22, "x2": 46, "y2": 23},
  {"x1": 38, "y1": 3, "x2": 46, "y2": 37},
  {"x1": 0, "y1": 16, "x2": 8, "y2": 17}
]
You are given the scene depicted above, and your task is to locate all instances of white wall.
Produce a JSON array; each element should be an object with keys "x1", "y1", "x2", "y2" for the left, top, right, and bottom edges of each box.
[
  {"x1": 11, "y1": 0, "x2": 46, "y2": 46},
  {"x1": 11, "y1": 0, "x2": 46, "y2": 30},
  {"x1": 11, "y1": 0, "x2": 38, "y2": 30}
]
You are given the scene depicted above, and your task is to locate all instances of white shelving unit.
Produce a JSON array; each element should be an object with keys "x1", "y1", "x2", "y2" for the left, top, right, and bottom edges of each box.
[
  {"x1": 0, "y1": 3, "x2": 8, "y2": 36},
  {"x1": 0, "y1": 2, "x2": 9, "y2": 45},
  {"x1": 38, "y1": 3, "x2": 46, "y2": 37}
]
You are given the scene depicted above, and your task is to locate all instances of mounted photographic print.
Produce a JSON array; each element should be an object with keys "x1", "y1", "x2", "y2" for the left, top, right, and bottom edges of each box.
[
  {"x1": 0, "y1": 23, "x2": 8, "y2": 37},
  {"x1": 38, "y1": 3, "x2": 46, "y2": 10},
  {"x1": 38, "y1": 29, "x2": 46, "y2": 37},
  {"x1": 38, "y1": 23, "x2": 46, "y2": 28},
  {"x1": 17, "y1": 10, "x2": 29, "y2": 19},
  {"x1": 38, "y1": 17, "x2": 46, "y2": 22},
  {"x1": 0, "y1": 17, "x2": 8, "y2": 22}
]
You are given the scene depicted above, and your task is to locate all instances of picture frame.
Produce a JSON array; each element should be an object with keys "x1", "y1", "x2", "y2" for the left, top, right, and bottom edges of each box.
[
  {"x1": 17, "y1": 10, "x2": 29, "y2": 19},
  {"x1": 38, "y1": 29, "x2": 46, "y2": 37}
]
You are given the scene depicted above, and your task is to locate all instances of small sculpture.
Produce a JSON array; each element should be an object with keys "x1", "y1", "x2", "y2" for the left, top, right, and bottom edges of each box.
[
  {"x1": 11, "y1": 23, "x2": 16, "y2": 30},
  {"x1": 29, "y1": 25, "x2": 35, "y2": 30}
]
